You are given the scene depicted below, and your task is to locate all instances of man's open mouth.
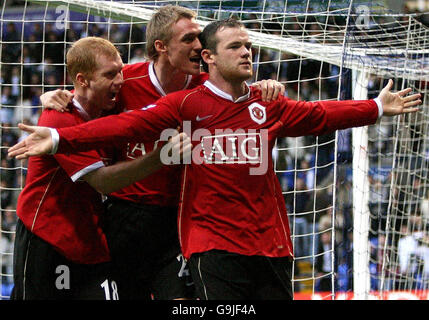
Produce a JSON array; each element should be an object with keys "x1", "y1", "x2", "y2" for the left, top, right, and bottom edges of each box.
[
  {"x1": 110, "y1": 92, "x2": 117, "y2": 100},
  {"x1": 190, "y1": 56, "x2": 201, "y2": 64}
]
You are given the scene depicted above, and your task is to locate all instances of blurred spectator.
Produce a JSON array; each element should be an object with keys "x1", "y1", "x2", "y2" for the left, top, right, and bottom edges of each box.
[
  {"x1": 129, "y1": 47, "x2": 146, "y2": 64},
  {"x1": 109, "y1": 24, "x2": 124, "y2": 44},
  {"x1": 2, "y1": 22, "x2": 20, "y2": 63},
  {"x1": 415, "y1": 232, "x2": 429, "y2": 282},
  {"x1": 18, "y1": 89, "x2": 39, "y2": 125},
  {"x1": 0, "y1": 122, "x2": 18, "y2": 149},
  {"x1": 0, "y1": 69, "x2": 5, "y2": 85},
  {"x1": 65, "y1": 27, "x2": 79, "y2": 44},
  {"x1": 255, "y1": 49, "x2": 277, "y2": 81},
  {"x1": 420, "y1": 190, "x2": 429, "y2": 226},
  {"x1": 0, "y1": 180, "x2": 13, "y2": 209},
  {"x1": 315, "y1": 227, "x2": 338, "y2": 292},
  {"x1": 309, "y1": 82, "x2": 328, "y2": 101},
  {"x1": 31, "y1": 22, "x2": 43, "y2": 40},
  {"x1": 2, "y1": 209, "x2": 17, "y2": 234},
  {"x1": 80, "y1": 23, "x2": 89, "y2": 38},
  {"x1": 288, "y1": 177, "x2": 312, "y2": 259},
  {"x1": 337, "y1": 128, "x2": 352, "y2": 164},
  {"x1": 397, "y1": 219, "x2": 428, "y2": 289},
  {"x1": 45, "y1": 74, "x2": 61, "y2": 91},
  {"x1": 1, "y1": 87, "x2": 16, "y2": 124},
  {"x1": 325, "y1": 64, "x2": 341, "y2": 98},
  {"x1": 1, "y1": 156, "x2": 15, "y2": 185},
  {"x1": 121, "y1": 23, "x2": 146, "y2": 63},
  {"x1": 36, "y1": 57, "x2": 58, "y2": 85},
  {"x1": 89, "y1": 24, "x2": 103, "y2": 37},
  {"x1": 10, "y1": 67, "x2": 20, "y2": 101},
  {"x1": 314, "y1": 132, "x2": 335, "y2": 183},
  {"x1": 26, "y1": 33, "x2": 43, "y2": 63},
  {"x1": 299, "y1": 157, "x2": 315, "y2": 190},
  {"x1": 44, "y1": 23, "x2": 59, "y2": 41},
  {"x1": 368, "y1": 173, "x2": 389, "y2": 238},
  {"x1": 278, "y1": 52, "x2": 292, "y2": 83},
  {"x1": 285, "y1": 136, "x2": 306, "y2": 164},
  {"x1": 0, "y1": 210, "x2": 15, "y2": 288},
  {"x1": 44, "y1": 30, "x2": 64, "y2": 64},
  {"x1": 0, "y1": 231, "x2": 14, "y2": 287},
  {"x1": 303, "y1": 185, "x2": 333, "y2": 226},
  {"x1": 4, "y1": 0, "x2": 22, "y2": 6},
  {"x1": 299, "y1": 80, "x2": 313, "y2": 101}
]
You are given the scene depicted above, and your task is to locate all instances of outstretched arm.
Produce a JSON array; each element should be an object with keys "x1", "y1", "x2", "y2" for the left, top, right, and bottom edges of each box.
[
  {"x1": 278, "y1": 79, "x2": 421, "y2": 138},
  {"x1": 8, "y1": 124, "x2": 191, "y2": 194},
  {"x1": 8, "y1": 118, "x2": 188, "y2": 163},
  {"x1": 10, "y1": 95, "x2": 182, "y2": 157}
]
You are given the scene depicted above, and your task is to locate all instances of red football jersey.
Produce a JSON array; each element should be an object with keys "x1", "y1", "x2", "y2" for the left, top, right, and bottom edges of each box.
[
  {"x1": 56, "y1": 81, "x2": 379, "y2": 259},
  {"x1": 17, "y1": 101, "x2": 110, "y2": 264},
  {"x1": 110, "y1": 61, "x2": 208, "y2": 206}
]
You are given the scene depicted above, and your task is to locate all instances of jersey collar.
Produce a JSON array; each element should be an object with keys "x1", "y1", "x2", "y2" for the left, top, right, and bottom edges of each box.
[
  {"x1": 72, "y1": 98, "x2": 91, "y2": 121},
  {"x1": 203, "y1": 80, "x2": 251, "y2": 103},
  {"x1": 149, "y1": 61, "x2": 192, "y2": 97}
]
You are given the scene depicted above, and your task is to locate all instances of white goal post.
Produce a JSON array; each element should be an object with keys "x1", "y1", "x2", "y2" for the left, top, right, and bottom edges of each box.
[{"x1": 0, "y1": 0, "x2": 428, "y2": 300}]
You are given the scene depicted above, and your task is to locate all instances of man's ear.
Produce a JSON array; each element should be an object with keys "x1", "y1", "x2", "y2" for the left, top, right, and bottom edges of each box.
[
  {"x1": 201, "y1": 49, "x2": 214, "y2": 67},
  {"x1": 154, "y1": 39, "x2": 167, "y2": 55},
  {"x1": 76, "y1": 73, "x2": 89, "y2": 88}
]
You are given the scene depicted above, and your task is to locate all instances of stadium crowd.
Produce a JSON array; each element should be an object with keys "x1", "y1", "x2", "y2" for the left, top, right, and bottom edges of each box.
[{"x1": 1, "y1": 1, "x2": 428, "y2": 297}]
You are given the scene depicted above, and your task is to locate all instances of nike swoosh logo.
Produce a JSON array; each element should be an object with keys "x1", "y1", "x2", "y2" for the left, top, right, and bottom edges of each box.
[{"x1": 196, "y1": 114, "x2": 213, "y2": 121}]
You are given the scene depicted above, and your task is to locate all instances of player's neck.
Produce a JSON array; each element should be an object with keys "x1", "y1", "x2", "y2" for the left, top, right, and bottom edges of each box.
[
  {"x1": 153, "y1": 60, "x2": 189, "y2": 94},
  {"x1": 73, "y1": 92, "x2": 102, "y2": 120}
]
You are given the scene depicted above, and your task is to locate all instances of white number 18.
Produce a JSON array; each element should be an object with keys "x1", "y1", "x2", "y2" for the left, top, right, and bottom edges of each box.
[{"x1": 100, "y1": 279, "x2": 119, "y2": 300}]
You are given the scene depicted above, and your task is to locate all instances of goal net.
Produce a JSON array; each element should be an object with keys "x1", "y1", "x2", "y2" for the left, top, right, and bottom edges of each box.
[{"x1": 1, "y1": 0, "x2": 428, "y2": 300}]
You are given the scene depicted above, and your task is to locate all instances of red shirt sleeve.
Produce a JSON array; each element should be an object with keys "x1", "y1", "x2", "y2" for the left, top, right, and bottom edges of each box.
[
  {"x1": 276, "y1": 98, "x2": 379, "y2": 137},
  {"x1": 39, "y1": 109, "x2": 104, "y2": 180},
  {"x1": 57, "y1": 94, "x2": 183, "y2": 154}
]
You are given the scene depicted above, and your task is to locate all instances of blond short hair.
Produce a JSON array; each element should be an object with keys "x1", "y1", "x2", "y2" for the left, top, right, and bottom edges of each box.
[
  {"x1": 67, "y1": 37, "x2": 120, "y2": 82},
  {"x1": 146, "y1": 5, "x2": 196, "y2": 61}
]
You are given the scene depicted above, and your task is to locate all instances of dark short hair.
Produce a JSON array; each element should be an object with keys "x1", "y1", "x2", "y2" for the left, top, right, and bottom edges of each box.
[{"x1": 199, "y1": 18, "x2": 245, "y2": 72}]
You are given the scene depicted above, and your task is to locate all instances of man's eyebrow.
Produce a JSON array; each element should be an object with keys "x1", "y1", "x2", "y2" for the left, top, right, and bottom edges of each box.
[
  {"x1": 227, "y1": 40, "x2": 251, "y2": 47},
  {"x1": 103, "y1": 65, "x2": 122, "y2": 75},
  {"x1": 181, "y1": 31, "x2": 200, "y2": 40}
]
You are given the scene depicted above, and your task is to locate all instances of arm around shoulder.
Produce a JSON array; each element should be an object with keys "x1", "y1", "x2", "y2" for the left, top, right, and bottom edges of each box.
[
  {"x1": 82, "y1": 132, "x2": 192, "y2": 195},
  {"x1": 82, "y1": 148, "x2": 163, "y2": 195}
]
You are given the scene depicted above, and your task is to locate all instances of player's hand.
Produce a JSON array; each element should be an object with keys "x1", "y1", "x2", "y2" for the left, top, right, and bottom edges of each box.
[
  {"x1": 41, "y1": 89, "x2": 74, "y2": 112},
  {"x1": 252, "y1": 79, "x2": 285, "y2": 102},
  {"x1": 8, "y1": 123, "x2": 54, "y2": 160},
  {"x1": 378, "y1": 79, "x2": 422, "y2": 116},
  {"x1": 168, "y1": 132, "x2": 192, "y2": 162}
]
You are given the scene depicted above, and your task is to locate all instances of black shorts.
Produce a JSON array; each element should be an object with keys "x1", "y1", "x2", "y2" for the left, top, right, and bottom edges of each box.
[
  {"x1": 188, "y1": 250, "x2": 293, "y2": 300},
  {"x1": 11, "y1": 219, "x2": 117, "y2": 300},
  {"x1": 101, "y1": 197, "x2": 193, "y2": 300}
]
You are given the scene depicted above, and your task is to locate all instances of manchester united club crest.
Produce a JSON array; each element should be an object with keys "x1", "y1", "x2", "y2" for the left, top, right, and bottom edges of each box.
[{"x1": 248, "y1": 103, "x2": 266, "y2": 124}]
